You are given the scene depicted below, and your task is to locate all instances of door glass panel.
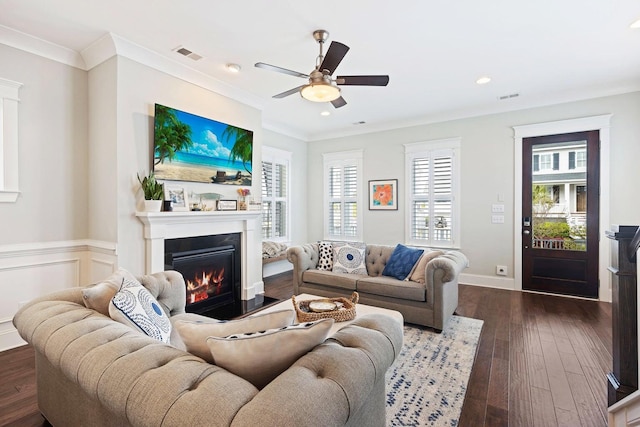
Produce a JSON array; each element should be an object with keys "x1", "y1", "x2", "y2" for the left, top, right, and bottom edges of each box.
[{"x1": 531, "y1": 140, "x2": 587, "y2": 252}]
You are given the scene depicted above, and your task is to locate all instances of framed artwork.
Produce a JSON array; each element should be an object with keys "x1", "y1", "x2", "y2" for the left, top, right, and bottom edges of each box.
[
  {"x1": 369, "y1": 179, "x2": 398, "y2": 210},
  {"x1": 164, "y1": 186, "x2": 189, "y2": 211}
]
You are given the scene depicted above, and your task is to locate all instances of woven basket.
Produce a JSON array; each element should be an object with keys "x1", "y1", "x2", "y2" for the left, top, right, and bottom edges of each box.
[{"x1": 292, "y1": 292, "x2": 359, "y2": 323}]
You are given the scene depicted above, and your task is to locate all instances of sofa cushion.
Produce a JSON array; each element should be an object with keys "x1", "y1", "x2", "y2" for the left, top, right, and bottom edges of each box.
[
  {"x1": 109, "y1": 276, "x2": 172, "y2": 343},
  {"x1": 206, "y1": 318, "x2": 334, "y2": 389},
  {"x1": 173, "y1": 309, "x2": 296, "y2": 362},
  {"x1": 302, "y1": 269, "x2": 361, "y2": 290},
  {"x1": 317, "y1": 241, "x2": 334, "y2": 271},
  {"x1": 409, "y1": 250, "x2": 445, "y2": 283},
  {"x1": 332, "y1": 241, "x2": 367, "y2": 274},
  {"x1": 356, "y1": 276, "x2": 426, "y2": 302},
  {"x1": 82, "y1": 268, "x2": 138, "y2": 316},
  {"x1": 365, "y1": 245, "x2": 395, "y2": 276},
  {"x1": 382, "y1": 244, "x2": 424, "y2": 280}
]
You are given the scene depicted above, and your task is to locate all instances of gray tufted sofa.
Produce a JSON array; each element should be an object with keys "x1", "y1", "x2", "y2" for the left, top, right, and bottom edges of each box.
[
  {"x1": 12, "y1": 271, "x2": 403, "y2": 427},
  {"x1": 287, "y1": 244, "x2": 468, "y2": 331}
]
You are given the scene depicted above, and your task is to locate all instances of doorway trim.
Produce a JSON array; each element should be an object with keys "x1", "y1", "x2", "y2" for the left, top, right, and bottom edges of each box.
[{"x1": 513, "y1": 114, "x2": 612, "y2": 301}]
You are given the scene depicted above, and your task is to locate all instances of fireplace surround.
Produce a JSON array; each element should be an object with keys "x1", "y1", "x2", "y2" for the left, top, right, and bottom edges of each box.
[{"x1": 136, "y1": 210, "x2": 264, "y2": 301}]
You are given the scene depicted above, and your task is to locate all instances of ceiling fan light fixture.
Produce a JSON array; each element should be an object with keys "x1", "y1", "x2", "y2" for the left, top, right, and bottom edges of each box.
[{"x1": 300, "y1": 82, "x2": 341, "y2": 102}]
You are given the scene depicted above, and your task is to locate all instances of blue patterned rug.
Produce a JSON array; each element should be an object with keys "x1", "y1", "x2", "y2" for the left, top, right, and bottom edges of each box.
[{"x1": 386, "y1": 315, "x2": 484, "y2": 426}]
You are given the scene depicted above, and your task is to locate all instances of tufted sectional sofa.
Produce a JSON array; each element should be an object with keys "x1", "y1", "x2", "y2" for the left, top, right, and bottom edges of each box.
[
  {"x1": 287, "y1": 243, "x2": 468, "y2": 331},
  {"x1": 12, "y1": 271, "x2": 403, "y2": 427}
]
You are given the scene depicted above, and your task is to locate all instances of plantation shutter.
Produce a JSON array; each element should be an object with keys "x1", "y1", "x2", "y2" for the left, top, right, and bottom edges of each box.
[
  {"x1": 261, "y1": 161, "x2": 273, "y2": 239},
  {"x1": 410, "y1": 150, "x2": 453, "y2": 245},
  {"x1": 261, "y1": 148, "x2": 290, "y2": 241},
  {"x1": 568, "y1": 151, "x2": 575, "y2": 170},
  {"x1": 533, "y1": 155, "x2": 539, "y2": 172},
  {"x1": 326, "y1": 157, "x2": 361, "y2": 240},
  {"x1": 553, "y1": 153, "x2": 559, "y2": 170}
]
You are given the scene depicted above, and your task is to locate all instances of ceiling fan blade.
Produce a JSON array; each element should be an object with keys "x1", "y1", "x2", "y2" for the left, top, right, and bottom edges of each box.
[
  {"x1": 336, "y1": 75, "x2": 389, "y2": 86},
  {"x1": 331, "y1": 97, "x2": 347, "y2": 108},
  {"x1": 255, "y1": 62, "x2": 309, "y2": 79},
  {"x1": 319, "y1": 41, "x2": 349, "y2": 75},
  {"x1": 273, "y1": 85, "x2": 306, "y2": 99}
]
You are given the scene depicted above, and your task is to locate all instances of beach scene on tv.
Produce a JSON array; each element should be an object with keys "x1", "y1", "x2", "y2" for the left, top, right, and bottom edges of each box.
[{"x1": 153, "y1": 104, "x2": 252, "y2": 185}]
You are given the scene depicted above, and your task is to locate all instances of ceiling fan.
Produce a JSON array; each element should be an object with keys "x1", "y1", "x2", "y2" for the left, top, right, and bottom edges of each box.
[{"x1": 255, "y1": 29, "x2": 389, "y2": 108}]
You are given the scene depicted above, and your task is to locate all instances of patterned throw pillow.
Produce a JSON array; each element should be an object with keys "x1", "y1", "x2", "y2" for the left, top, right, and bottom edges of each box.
[
  {"x1": 382, "y1": 244, "x2": 424, "y2": 281},
  {"x1": 317, "y1": 241, "x2": 334, "y2": 271},
  {"x1": 207, "y1": 318, "x2": 334, "y2": 389},
  {"x1": 332, "y1": 241, "x2": 367, "y2": 275},
  {"x1": 174, "y1": 309, "x2": 296, "y2": 362},
  {"x1": 109, "y1": 277, "x2": 172, "y2": 343}
]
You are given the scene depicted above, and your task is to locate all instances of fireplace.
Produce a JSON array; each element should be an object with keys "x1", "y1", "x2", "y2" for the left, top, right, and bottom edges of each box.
[{"x1": 165, "y1": 233, "x2": 241, "y2": 316}]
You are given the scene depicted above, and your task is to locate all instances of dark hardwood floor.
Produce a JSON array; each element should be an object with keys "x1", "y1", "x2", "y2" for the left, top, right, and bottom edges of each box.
[{"x1": 0, "y1": 272, "x2": 612, "y2": 427}]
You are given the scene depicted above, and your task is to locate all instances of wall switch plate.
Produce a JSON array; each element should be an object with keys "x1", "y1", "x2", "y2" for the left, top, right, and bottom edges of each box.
[
  {"x1": 491, "y1": 204, "x2": 505, "y2": 213},
  {"x1": 496, "y1": 265, "x2": 508, "y2": 276},
  {"x1": 491, "y1": 215, "x2": 505, "y2": 224}
]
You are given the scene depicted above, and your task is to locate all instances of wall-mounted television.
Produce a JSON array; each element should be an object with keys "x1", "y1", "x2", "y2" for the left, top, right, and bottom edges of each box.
[{"x1": 153, "y1": 103, "x2": 253, "y2": 185}]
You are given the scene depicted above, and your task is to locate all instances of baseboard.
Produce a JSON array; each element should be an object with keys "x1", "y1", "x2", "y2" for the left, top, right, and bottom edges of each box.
[
  {"x1": 459, "y1": 273, "x2": 515, "y2": 290},
  {"x1": 263, "y1": 260, "x2": 293, "y2": 278},
  {"x1": 0, "y1": 325, "x2": 27, "y2": 352}
]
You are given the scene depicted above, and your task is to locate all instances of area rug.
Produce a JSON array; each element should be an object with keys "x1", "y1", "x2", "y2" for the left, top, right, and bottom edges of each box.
[{"x1": 386, "y1": 315, "x2": 484, "y2": 426}]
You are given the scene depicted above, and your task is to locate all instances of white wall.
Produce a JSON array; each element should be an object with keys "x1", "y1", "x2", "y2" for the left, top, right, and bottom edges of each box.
[
  {"x1": 0, "y1": 44, "x2": 88, "y2": 244},
  {"x1": 306, "y1": 91, "x2": 640, "y2": 292},
  {"x1": 0, "y1": 44, "x2": 92, "y2": 350}
]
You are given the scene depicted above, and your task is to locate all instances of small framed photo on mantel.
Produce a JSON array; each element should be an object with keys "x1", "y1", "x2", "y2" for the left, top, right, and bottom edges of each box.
[
  {"x1": 164, "y1": 186, "x2": 189, "y2": 211},
  {"x1": 369, "y1": 179, "x2": 398, "y2": 210}
]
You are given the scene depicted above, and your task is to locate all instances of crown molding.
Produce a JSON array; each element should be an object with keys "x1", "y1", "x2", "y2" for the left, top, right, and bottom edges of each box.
[
  {"x1": 81, "y1": 33, "x2": 265, "y2": 112},
  {"x1": 0, "y1": 24, "x2": 86, "y2": 69}
]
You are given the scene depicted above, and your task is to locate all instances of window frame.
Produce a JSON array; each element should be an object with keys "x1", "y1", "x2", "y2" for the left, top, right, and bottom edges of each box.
[
  {"x1": 261, "y1": 146, "x2": 292, "y2": 243},
  {"x1": 323, "y1": 150, "x2": 363, "y2": 241},
  {"x1": 404, "y1": 138, "x2": 461, "y2": 248},
  {"x1": 0, "y1": 77, "x2": 22, "y2": 203}
]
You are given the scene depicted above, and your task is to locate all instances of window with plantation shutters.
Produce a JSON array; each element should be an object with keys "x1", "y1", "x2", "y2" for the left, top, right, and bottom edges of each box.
[
  {"x1": 261, "y1": 147, "x2": 291, "y2": 242},
  {"x1": 405, "y1": 138, "x2": 460, "y2": 248},
  {"x1": 323, "y1": 150, "x2": 363, "y2": 240}
]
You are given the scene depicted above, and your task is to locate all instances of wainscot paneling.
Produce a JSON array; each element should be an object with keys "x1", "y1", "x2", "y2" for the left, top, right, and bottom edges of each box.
[{"x1": 0, "y1": 239, "x2": 117, "y2": 351}]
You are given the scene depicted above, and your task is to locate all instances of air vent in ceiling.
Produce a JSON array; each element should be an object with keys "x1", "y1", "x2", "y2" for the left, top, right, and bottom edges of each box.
[
  {"x1": 173, "y1": 46, "x2": 203, "y2": 61},
  {"x1": 498, "y1": 93, "x2": 520, "y2": 100},
  {"x1": 353, "y1": 121, "x2": 366, "y2": 125}
]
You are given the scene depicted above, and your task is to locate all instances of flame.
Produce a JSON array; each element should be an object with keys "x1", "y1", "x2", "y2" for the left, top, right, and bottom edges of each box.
[{"x1": 186, "y1": 268, "x2": 226, "y2": 304}]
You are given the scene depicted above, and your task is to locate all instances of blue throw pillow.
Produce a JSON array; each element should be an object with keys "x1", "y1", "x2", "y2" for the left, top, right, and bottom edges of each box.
[{"x1": 382, "y1": 244, "x2": 424, "y2": 281}]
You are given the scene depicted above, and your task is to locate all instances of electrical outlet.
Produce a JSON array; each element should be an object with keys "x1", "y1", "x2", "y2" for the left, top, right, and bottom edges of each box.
[{"x1": 496, "y1": 265, "x2": 508, "y2": 276}]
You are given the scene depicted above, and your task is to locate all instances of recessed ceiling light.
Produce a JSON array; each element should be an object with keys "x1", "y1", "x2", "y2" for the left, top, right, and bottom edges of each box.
[
  {"x1": 320, "y1": 111, "x2": 330, "y2": 116},
  {"x1": 631, "y1": 18, "x2": 640, "y2": 29},
  {"x1": 226, "y1": 63, "x2": 241, "y2": 73},
  {"x1": 476, "y1": 76, "x2": 491, "y2": 85}
]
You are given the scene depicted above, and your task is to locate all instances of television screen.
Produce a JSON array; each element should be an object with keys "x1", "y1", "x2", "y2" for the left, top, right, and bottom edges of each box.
[{"x1": 153, "y1": 103, "x2": 253, "y2": 185}]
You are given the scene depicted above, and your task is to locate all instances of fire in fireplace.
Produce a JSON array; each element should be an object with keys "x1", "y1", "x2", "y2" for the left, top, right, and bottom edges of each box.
[{"x1": 165, "y1": 233, "x2": 241, "y2": 316}]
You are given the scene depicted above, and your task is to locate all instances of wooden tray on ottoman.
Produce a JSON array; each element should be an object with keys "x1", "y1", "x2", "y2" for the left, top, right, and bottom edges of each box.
[{"x1": 292, "y1": 292, "x2": 359, "y2": 322}]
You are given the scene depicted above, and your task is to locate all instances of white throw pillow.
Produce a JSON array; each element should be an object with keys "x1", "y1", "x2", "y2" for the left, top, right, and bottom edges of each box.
[
  {"x1": 332, "y1": 241, "x2": 367, "y2": 274},
  {"x1": 109, "y1": 276, "x2": 172, "y2": 343},
  {"x1": 174, "y1": 309, "x2": 296, "y2": 362},
  {"x1": 207, "y1": 318, "x2": 334, "y2": 389},
  {"x1": 316, "y1": 241, "x2": 334, "y2": 271}
]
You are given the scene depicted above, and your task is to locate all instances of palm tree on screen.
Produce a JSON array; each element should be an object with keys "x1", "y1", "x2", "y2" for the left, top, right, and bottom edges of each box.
[
  {"x1": 154, "y1": 105, "x2": 192, "y2": 165},
  {"x1": 223, "y1": 125, "x2": 252, "y2": 174}
]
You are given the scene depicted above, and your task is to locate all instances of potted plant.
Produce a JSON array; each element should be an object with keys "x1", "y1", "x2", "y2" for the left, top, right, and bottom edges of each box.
[{"x1": 137, "y1": 171, "x2": 164, "y2": 212}]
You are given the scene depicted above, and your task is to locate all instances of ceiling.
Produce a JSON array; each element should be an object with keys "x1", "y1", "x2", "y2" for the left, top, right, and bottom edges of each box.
[{"x1": 1, "y1": 0, "x2": 639, "y2": 141}]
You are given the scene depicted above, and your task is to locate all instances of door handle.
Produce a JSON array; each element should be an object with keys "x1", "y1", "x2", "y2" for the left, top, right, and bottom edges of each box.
[{"x1": 523, "y1": 230, "x2": 530, "y2": 235}]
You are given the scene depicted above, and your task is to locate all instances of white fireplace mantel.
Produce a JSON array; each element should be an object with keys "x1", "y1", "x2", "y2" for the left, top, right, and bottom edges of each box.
[{"x1": 136, "y1": 210, "x2": 263, "y2": 300}]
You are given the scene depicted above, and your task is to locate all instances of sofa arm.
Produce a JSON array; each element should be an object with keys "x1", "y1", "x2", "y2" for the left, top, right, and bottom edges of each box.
[
  {"x1": 231, "y1": 314, "x2": 403, "y2": 427},
  {"x1": 13, "y1": 298, "x2": 260, "y2": 427},
  {"x1": 426, "y1": 250, "x2": 469, "y2": 331},
  {"x1": 286, "y1": 244, "x2": 319, "y2": 294}
]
